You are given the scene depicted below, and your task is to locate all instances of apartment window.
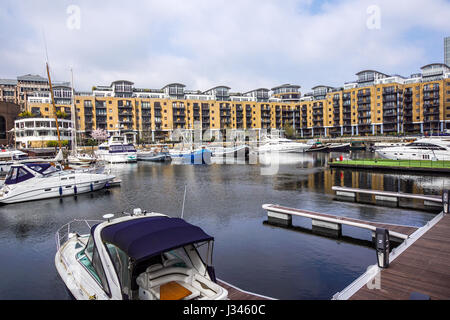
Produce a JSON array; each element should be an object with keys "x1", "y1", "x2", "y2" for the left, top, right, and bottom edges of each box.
[
  {"x1": 109, "y1": 101, "x2": 112, "y2": 104},
  {"x1": 109, "y1": 109, "x2": 113, "y2": 113}
]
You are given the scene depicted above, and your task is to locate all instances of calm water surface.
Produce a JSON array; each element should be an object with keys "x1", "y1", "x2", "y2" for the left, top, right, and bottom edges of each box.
[{"x1": 0, "y1": 151, "x2": 445, "y2": 300}]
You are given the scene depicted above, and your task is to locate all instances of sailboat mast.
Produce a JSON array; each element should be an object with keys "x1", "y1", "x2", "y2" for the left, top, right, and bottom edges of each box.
[
  {"x1": 46, "y1": 62, "x2": 62, "y2": 150},
  {"x1": 70, "y1": 68, "x2": 77, "y2": 156}
]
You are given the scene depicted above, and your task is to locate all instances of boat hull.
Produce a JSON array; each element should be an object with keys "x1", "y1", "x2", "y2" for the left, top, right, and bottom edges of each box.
[
  {"x1": 137, "y1": 152, "x2": 172, "y2": 162},
  {"x1": 306, "y1": 146, "x2": 329, "y2": 152},
  {"x1": 328, "y1": 144, "x2": 351, "y2": 152},
  {"x1": 95, "y1": 152, "x2": 137, "y2": 163},
  {"x1": 0, "y1": 175, "x2": 115, "y2": 204},
  {"x1": 171, "y1": 150, "x2": 212, "y2": 165},
  {"x1": 257, "y1": 145, "x2": 309, "y2": 153}
]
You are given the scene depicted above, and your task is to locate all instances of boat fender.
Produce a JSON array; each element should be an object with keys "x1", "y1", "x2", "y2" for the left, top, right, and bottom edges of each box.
[
  {"x1": 59, "y1": 186, "x2": 63, "y2": 196},
  {"x1": 105, "y1": 181, "x2": 110, "y2": 189},
  {"x1": 90, "y1": 183, "x2": 93, "y2": 192},
  {"x1": 74, "y1": 185, "x2": 77, "y2": 195}
]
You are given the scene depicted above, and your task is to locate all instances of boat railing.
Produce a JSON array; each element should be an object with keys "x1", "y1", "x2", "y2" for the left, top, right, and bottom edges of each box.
[{"x1": 55, "y1": 219, "x2": 102, "y2": 250}]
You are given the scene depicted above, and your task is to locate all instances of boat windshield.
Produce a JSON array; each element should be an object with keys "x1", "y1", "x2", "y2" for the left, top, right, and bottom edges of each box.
[
  {"x1": 104, "y1": 242, "x2": 132, "y2": 298},
  {"x1": 26, "y1": 163, "x2": 59, "y2": 175},
  {"x1": 124, "y1": 145, "x2": 136, "y2": 152},
  {"x1": 5, "y1": 166, "x2": 34, "y2": 185},
  {"x1": 406, "y1": 142, "x2": 446, "y2": 150},
  {"x1": 110, "y1": 145, "x2": 125, "y2": 153}
]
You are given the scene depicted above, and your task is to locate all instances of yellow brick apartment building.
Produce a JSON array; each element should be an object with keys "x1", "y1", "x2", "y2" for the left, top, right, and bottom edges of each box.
[{"x1": 6, "y1": 63, "x2": 450, "y2": 142}]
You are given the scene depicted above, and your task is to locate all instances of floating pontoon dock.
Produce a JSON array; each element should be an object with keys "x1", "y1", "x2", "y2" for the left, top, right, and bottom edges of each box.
[
  {"x1": 332, "y1": 186, "x2": 442, "y2": 209},
  {"x1": 333, "y1": 212, "x2": 450, "y2": 300},
  {"x1": 329, "y1": 159, "x2": 450, "y2": 174},
  {"x1": 262, "y1": 204, "x2": 418, "y2": 242}
]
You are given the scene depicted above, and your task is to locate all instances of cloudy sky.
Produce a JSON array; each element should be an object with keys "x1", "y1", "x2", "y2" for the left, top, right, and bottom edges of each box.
[{"x1": 1, "y1": 0, "x2": 449, "y2": 93}]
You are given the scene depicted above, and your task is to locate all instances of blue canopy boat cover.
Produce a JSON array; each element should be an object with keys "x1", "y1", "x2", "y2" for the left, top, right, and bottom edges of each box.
[{"x1": 100, "y1": 216, "x2": 214, "y2": 262}]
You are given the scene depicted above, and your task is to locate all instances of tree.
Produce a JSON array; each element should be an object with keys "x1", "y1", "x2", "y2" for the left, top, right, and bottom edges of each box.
[
  {"x1": 85, "y1": 138, "x2": 98, "y2": 147},
  {"x1": 283, "y1": 124, "x2": 295, "y2": 139},
  {"x1": 91, "y1": 129, "x2": 109, "y2": 142},
  {"x1": 56, "y1": 111, "x2": 69, "y2": 119},
  {"x1": 18, "y1": 111, "x2": 35, "y2": 118},
  {"x1": 46, "y1": 140, "x2": 69, "y2": 148}
]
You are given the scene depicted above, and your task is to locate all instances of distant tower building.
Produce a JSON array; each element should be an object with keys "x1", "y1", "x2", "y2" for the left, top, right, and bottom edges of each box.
[{"x1": 445, "y1": 36, "x2": 450, "y2": 66}]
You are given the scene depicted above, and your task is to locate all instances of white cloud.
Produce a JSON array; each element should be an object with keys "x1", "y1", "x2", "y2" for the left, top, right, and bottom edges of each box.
[{"x1": 0, "y1": 0, "x2": 449, "y2": 93}]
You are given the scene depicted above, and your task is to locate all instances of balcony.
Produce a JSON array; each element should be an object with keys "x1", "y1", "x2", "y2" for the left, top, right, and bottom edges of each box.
[
  {"x1": 383, "y1": 118, "x2": 398, "y2": 124},
  {"x1": 358, "y1": 113, "x2": 371, "y2": 119},
  {"x1": 383, "y1": 125, "x2": 397, "y2": 132},
  {"x1": 357, "y1": 106, "x2": 371, "y2": 112},
  {"x1": 424, "y1": 109, "x2": 440, "y2": 116},
  {"x1": 357, "y1": 91, "x2": 371, "y2": 98},
  {"x1": 383, "y1": 95, "x2": 397, "y2": 103}
]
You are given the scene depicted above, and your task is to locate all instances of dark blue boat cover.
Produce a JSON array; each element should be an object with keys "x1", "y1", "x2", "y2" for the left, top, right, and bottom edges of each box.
[{"x1": 100, "y1": 216, "x2": 213, "y2": 261}]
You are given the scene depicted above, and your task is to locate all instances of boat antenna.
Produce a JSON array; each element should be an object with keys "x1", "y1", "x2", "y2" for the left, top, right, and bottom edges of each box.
[{"x1": 181, "y1": 184, "x2": 187, "y2": 219}]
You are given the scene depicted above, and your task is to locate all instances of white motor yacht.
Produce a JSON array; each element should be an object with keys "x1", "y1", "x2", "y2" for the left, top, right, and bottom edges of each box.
[
  {"x1": 376, "y1": 137, "x2": 450, "y2": 161},
  {"x1": 256, "y1": 138, "x2": 309, "y2": 153},
  {"x1": 55, "y1": 209, "x2": 228, "y2": 300},
  {"x1": 95, "y1": 135, "x2": 137, "y2": 163},
  {"x1": 0, "y1": 149, "x2": 28, "y2": 174},
  {"x1": 0, "y1": 162, "x2": 115, "y2": 204}
]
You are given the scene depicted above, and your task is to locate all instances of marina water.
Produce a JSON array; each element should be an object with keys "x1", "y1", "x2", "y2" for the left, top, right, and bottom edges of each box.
[{"x1": 0, "y1": 151, "x2": 442, "y2": 300}]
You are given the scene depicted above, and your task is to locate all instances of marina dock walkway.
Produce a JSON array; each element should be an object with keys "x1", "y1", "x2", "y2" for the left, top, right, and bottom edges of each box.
[{"x1": 333, "y1": 212, "x2": 450, "y2": 300}]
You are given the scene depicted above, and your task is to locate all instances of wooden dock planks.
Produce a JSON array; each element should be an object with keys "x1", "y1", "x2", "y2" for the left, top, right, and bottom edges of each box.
[{"x1": 350, "y1": 214, "x2": 450, "y2": 300}]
